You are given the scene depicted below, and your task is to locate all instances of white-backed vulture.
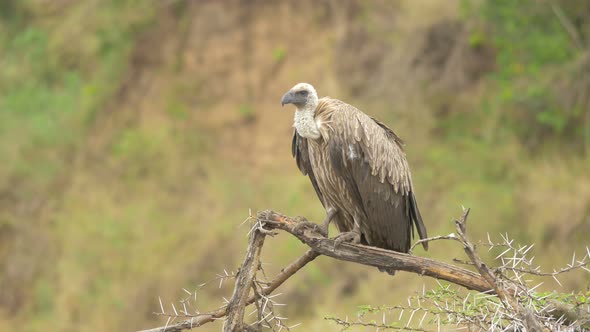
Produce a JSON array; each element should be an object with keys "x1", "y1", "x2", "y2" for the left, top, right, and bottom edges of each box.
[{"x1": 281, "y1": 83, "x2": 428, "y2": 273}]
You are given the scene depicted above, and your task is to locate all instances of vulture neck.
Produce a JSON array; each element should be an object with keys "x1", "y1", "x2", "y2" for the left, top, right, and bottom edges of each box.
[{"x1": 294, "y1": 105, "x2": 321, "y2": 140}]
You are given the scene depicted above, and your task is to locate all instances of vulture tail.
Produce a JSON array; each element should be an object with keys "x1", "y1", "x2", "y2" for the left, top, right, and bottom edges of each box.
[{"x1": 410, "y1": 191, "x2": 428, "y2": 251}]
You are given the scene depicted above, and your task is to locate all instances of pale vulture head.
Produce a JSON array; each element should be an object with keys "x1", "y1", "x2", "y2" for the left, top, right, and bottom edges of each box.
[{"x1": 281, "y1": 83, "x2": 319, "y2": 110}]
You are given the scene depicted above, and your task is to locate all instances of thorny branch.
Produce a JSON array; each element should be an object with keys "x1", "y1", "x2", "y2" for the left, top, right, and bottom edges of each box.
[
  {"x1": 452, "y1": 209, "x2": 544, "y2": 331},
  {"x1": 137, "y1": 222, "x2": 319, "y2": 332},
  {"x1": 139, "y1": 209, "x2": 590, "y2": 332},
  {"x1": 324, "y1": 316, "x2": 429, "y2": 331},
  {"x1": 330, "y1": 210, "x2": 590, "y2": 331},
  {"x1": 224, "y1": 226, "x2": 266, "y2": 332},
  {"x1": 452, "y1": 209, "x2": 520, "y2": 311}
]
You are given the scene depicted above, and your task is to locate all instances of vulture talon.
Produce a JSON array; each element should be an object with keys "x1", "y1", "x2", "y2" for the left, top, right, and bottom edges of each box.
[
  {"x1": 334, "y1": 231, "x2": 361, "y2": 244},
  {"x1": 294, "y1": 216, "x2": 309, "y2": 223},
  {"x1": 333, "y1": 230, "x2": 361, "y2": 251},
  {"x1": 292, "y1": 220, "x2": 326, "y2": 237},
  {"x1": 316, "y1": 224, "x2": 329, "y2": 238}
]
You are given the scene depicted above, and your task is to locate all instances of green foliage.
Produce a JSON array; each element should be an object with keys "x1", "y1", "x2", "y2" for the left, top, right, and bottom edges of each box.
[
  {"x1": 166, "y1": 99, "x2": 190, "y2": 120},
  {"x1": 0, "y1": 1, "x2": 154, "y2": 176},
  {"x1": 468, "y1": 30, "x2": 486, "y2": 48},
  {"x1": 239, "y1": 103, "x2": 256, "y2": 120},
  {"x1": 33, "y1": 279, "x2": 55, "y2": 315},
  {"x1": 461, "y1": 0, "x2": 587, "y2": 149},
  {"x1": 272, "y1": 47, "x2": 287, "y2": 62},
  {"x1": 335, "y1": 285, "x2": 590, "y2": 330},
  {"x1": 483, "y1": 1, "x2": 574, "y2": 77},
  {"x1": 531, "y1": 291, "x2": 590, "y2": 308}
]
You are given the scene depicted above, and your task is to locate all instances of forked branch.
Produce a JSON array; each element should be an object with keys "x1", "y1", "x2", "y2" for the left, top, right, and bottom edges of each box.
[
  {"x1": 142, "y1": 209, "x2": 564, "y2": 332},
  {"x1": 257, "y1": 210, "x2": 494, "y2": 293}
]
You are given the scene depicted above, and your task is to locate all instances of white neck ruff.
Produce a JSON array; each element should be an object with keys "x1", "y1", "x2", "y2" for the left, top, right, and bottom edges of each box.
[{"x1": 293, "y1": 105, "x2": 320, "y2": 140}]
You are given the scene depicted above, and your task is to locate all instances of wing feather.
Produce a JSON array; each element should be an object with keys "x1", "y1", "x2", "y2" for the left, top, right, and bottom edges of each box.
[{"x1": 292, "y1": 130, "x2": 325, "y2": 207}]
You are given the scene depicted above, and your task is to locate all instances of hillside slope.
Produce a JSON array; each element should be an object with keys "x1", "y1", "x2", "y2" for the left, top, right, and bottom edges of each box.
[{"x1": 0, "y1": 1, "x2": 588, "y2": 331}]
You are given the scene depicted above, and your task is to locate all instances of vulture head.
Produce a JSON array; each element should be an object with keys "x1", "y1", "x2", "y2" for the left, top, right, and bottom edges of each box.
[{"x1": 281, "y1": 83, "x2": 319, "y2": 110}]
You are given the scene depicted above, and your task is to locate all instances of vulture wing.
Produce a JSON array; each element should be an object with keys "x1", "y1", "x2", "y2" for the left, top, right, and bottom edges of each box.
[
  {"x1": 370, "y1": 117, "x2": 428, "y2": 249},
  {"x1": 326, "y1": 102, "x2": 428, "y2": 251},
  {"x1": 292, "y1": 130, "x2": 325, "y2": 207}
]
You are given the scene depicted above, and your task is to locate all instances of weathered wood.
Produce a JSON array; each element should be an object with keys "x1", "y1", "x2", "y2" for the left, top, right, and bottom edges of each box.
[
  {"x1": 224, "y1": 228, "x2": 266, "y2": 332},
  {"x1": 137, "y1": 246, "x2": 319, "y2": 332},
  {"x1": 258, "y1": 210, "x2": 494, "y2": 293},
  {"x1": 453, "y1": 209, "x2": 518, "y2": 309}
]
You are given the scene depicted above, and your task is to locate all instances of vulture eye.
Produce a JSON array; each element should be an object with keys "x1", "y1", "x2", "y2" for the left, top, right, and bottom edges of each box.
[{"x1": 298, "y1": 90, "x2": 308, "y2": 96}]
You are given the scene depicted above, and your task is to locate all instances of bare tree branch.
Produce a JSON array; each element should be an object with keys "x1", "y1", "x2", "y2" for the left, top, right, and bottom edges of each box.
[
  {"x1": 452, "y1": 209, "x2": 518, "y2": 311},
  {"x1": 258, "y1": 210, "x2": 494, "y2": 293},
  {"x1": 145, "y1": 208, "x2": 588, "y2": 331},
  {"x1": 224, "y1": 228, "x2": 266, "y2": 331},
  {"x1": 137, "y1": 243, "x2": 319, "y2": 332}
]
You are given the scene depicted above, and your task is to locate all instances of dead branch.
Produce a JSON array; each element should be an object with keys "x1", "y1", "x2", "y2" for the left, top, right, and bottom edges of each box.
[
  {"x1": 224, "y1": 227, "x2": 266, "y2": 331},
  {"x1": 409, "y1": 233, "x2": 460, "y2": 253},
  {"x1": 145, "y1": 209, "x2": 587, "y2": 331},
  {"x1": 324, "y1": 316, "x2": 429, "y2": 331},
  {"x1": 258, "y1": 210, "x2": 494, "y2": 293},
  {"x1": 453, "y1": 209, "x2": 546, "y2": 331},
  {"x1": 139, "y1": 209, "x2": 499, "y2": 331},
  {"x1": 452, "y1": 209, "x2": 519, "y2": 310},
  {"x1": 137, "y1": 246, "x2": 319, "y2": 332}
]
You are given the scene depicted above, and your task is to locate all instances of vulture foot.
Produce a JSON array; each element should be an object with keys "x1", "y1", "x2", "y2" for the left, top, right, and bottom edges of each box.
[
  {"x1": 292, "y1": 220, "x2": 328, "y2": 237},
  {"x1": 333, "y1": 230, "x2": 361, "y2": 250}
]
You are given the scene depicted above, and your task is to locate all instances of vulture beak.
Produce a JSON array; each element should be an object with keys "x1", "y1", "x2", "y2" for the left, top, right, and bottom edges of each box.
[{"x1": 281, "y1": 90, "x2": 295, "y2": 107}]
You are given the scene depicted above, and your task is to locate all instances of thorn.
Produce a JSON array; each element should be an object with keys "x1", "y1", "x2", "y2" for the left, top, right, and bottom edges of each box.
[
  {"x1": 495, "y1": 247, "x2": 512, "y2": 260},
  {"x1": 571, "y1": 252, "x2": 576, "y2": 268},
  {"x1": 163, "y1": 317, "x2": 171, "y2": 331},
  {"x1": 419, "y1": 311, "x2": 427, "y2": 327},
  {"x1": 521, "y1": 243, "x2": 535, "y2": 256},
  {"x1": 159, "y1": 297, "x2": 165, "y2": 314}
]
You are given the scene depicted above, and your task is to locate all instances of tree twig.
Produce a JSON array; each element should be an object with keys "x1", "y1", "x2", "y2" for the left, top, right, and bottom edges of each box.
[{"x1": 409, "y1": 233, "x2": 460, "y2": 254}]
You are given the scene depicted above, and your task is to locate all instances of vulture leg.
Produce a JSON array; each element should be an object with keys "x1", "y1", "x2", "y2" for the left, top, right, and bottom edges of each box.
[{"x1": 318, "y1": 207, "x2": 337, "y2": 237}]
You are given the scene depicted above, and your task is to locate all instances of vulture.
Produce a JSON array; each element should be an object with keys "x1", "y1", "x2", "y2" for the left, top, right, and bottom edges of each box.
[{"x1": 281, "y1": 83, "x2": 428, "y2": 273}]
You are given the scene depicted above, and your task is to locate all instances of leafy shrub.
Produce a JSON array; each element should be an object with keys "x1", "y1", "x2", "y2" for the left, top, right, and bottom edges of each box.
[{"x1": 462, "y1": 0, "x2": 589, "y2": 151}]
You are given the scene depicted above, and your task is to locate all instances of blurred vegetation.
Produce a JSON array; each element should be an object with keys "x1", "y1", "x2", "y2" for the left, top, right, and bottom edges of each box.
[
  {"x1": 0, "y1": 1, "x2": 588, "y2": 331},
  {"x1": 460, "y1": 0, "x2": 590, "y2": 151}
]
